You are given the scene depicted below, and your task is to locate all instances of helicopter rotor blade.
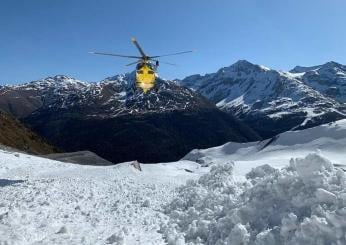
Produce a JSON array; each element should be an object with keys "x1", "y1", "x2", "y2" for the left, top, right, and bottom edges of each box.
[
  {"x1": 125, "y1": 60, "x2": 140, "y2": 66},
  {"x1": 89, "y1": 52, "x2": 141, "y2": 59},
  {"x1": 150, "y1": 50, "x2": 194, "y2": 59},
  {"x1": 131, "y1": 38, "x2": 147, "y2": 57},
  {"x1": 151, "y1": 59, "x2": 178, "y2": 66},
  {"x1": 161, "y1": 61, "x2": 178, "y2": 66}
]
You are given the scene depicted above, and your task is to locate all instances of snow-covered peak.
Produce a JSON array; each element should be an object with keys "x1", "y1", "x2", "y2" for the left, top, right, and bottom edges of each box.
[
  {"x1": 290, "y1": 65, "x2": 321, "y2": 74},
  {"x1": 0, "y1": 72, "x2": 210, "y2": 119},
  {"x1": 97, "y1": 72, "x2": 138, "y2": 94},
  {"x1": 290, "y1": 61, "x2": 346, "y2": 74},
  {"x1": 294, "y1": 61, "x2": 346, "y2": 103},
  {"x1": 181, "y1": 60, "x2": 330, "y2": 110},
  {"x1": 179, "y1": 60, "x2": 272, "y2": 91},
  {"x1": 100, "y1": 72, "x2": 135, "y2": 85},
  {"x1": 227, "y1": 59, "x2": 257, "y2": 70},
  {"x1": 227, "y1": 59, "x2": 270, "y2": 72},
  {"x1": 213, "y1": 60, "x2": 272, "y2": 81},
  {"x1": 321, "y1": 61, "x2": 346, "y2": 70},
  {"x1": 308, "y1": 61, "x2": 346, "y2": 76},
  {"x1": 46, "y1": 75, "x2": 74, "y2": 81},
  {"x1": 41, "y1": 75, "x2": 88, "y2": 87},
  {"x1": 8, "y1": 75, "x2": 89, "y2": 92},
  {"x1": 180, "y1": 60, "x2": 346, "y2": 137}
]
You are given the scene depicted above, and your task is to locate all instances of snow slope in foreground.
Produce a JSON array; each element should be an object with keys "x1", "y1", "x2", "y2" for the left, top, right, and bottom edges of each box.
[
  {"x1": 0, "y1": 149, "x2": 205, "y2": 244},
  {"x1": 184, "y1": 119, "x2": 346, "y2": 179},
  {"x1": 160, "y1": 120, "x2": 346, "y2": 244},
  {"x1": 1, "y1": 119, "x2": 346, "y2": 244}
]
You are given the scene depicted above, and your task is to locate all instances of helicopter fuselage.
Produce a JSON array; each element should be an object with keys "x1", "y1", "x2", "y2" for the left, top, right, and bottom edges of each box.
[{"x1": 135, "y1": 61, "x2": 157, "y2": 93}]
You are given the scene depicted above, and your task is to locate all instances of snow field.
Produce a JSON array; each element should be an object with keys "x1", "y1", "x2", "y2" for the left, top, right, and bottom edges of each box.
[
  {"x1": 1, "y1": 119, "x2": 346, "y2": 244},
  {"x1": 162, "y1": 154, "x2": 346, "y2": 245},
  {"x1": 0, "y1": 150, "x2": 202, "y2": 244},
  {"x1": 184, "y1": 119, "x2": 346, "y2": 179}
]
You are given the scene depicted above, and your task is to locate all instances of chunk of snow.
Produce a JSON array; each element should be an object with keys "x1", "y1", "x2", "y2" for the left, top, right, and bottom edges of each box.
[
  {"x1": 315, "y1": 188, "x2": 337, "y2": 204},
  {"x1": 142, "y1": 199, "x2": 151, "y2": 207},
  {"x1": 106, "y1": 232, "x2": 125, "y2": 244},
  {"x1": 162, "y1": 154, "x2": 346, "y2": 244}
]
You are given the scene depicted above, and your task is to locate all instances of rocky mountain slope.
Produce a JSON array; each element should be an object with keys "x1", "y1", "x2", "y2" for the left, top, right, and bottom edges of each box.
[
  {"x1": 291, "y1": 61, "x2": 346, "y2": 103},
  {"x1": 0, "y1": 110, "x2": 56, "y2": 154},
  {"x1": 0, "y1": 74, "x2": 260, "y2": 163},
  {"x1": 180, "y1": 60, "x2": 346, "y2": 138}
]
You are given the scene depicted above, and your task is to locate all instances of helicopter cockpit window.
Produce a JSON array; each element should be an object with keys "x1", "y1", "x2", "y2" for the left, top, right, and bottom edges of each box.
[
  {"x1": 136, "y1": 63, "x2": 144, "y2": 69},
  {"x1": 148, "y1": 70, "x2": 154, "y2": 74},
  {"x1": 137, "y1": 70, "x2": 144, "y2": 74}
]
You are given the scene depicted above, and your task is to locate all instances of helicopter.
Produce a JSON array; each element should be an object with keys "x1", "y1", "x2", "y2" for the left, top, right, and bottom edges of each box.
[{"x1": 90, "y1": 38, "x2": 193, "y2": 93}]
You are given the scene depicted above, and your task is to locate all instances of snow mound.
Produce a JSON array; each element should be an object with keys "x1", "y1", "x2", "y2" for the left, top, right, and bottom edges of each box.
[{"x1": 162, "y1": 154, "x2": 346, "y2": 245}]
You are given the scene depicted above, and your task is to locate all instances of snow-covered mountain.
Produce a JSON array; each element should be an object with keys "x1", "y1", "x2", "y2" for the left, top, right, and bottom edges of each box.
[
  {"x1": 1, "y1": 119, "x2": 346, "y2": 244},
  {"x1": 2, "y1": 60, "x2": 345, "y2": 162},
  {"x1": 291, "y1": 61, "x2": 346, "y2": 103},
  {"x1": 0, "y1": 75, "x2": 89, "y2": 118},
  {"x1": 0, "y1": 74, "x2": 259, "y2": 163},
  {"x1": 0, "y1": 74, "x2": 210, "y2": 118},
  {"x1": 180, "y1": 60, "x2": 346, "y2": 137}
]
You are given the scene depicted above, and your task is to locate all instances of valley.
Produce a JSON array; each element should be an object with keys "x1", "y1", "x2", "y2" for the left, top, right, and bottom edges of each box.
[{"x1": 1, "y1": 60, "x2": 346, "y2": 163}]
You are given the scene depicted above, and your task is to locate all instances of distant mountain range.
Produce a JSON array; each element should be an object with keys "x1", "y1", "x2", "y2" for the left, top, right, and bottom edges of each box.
[
  {"x1": 0, "y1": 73, "x2": 259, "y2": 163},
  {"x1": 1, "y1": 60, "x2": 345, "y2": 163},
  {"x1": 179, "y1": 60, "x2": 346, "y2": 137}
]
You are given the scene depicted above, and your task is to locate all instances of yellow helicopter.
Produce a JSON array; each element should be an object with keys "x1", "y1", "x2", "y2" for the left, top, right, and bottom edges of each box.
[{"x1": 90, "y1": 38, "x2": 193, "y2": 93}]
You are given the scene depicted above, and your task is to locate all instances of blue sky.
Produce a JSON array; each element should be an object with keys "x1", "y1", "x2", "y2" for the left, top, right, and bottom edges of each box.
[{"x1": 1, "y1": 0, "x2": 346, "y2": 84}]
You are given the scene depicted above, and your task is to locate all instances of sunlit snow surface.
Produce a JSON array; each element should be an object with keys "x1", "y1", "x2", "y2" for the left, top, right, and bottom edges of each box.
[
  {"x1": 0, "y1": 152, "x2": 205, "y2": 244},
  {"x1": 184, "y1": 119, "x2": 346, "y2": 180},
  {"x1": 1, "y1": 119, "x2": 346, "y2": 244}
]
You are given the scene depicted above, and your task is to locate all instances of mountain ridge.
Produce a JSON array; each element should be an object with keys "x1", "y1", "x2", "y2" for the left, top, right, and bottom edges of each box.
[
  {"x1": 2, "y1": 59, "x2": 344, "y2": 161},
  {"x1": 0, "y1": 74, "x2": 260, "y2": 163},
  {"x1": 179, "y1": 60, "x2": 346, "y2": 137}
]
